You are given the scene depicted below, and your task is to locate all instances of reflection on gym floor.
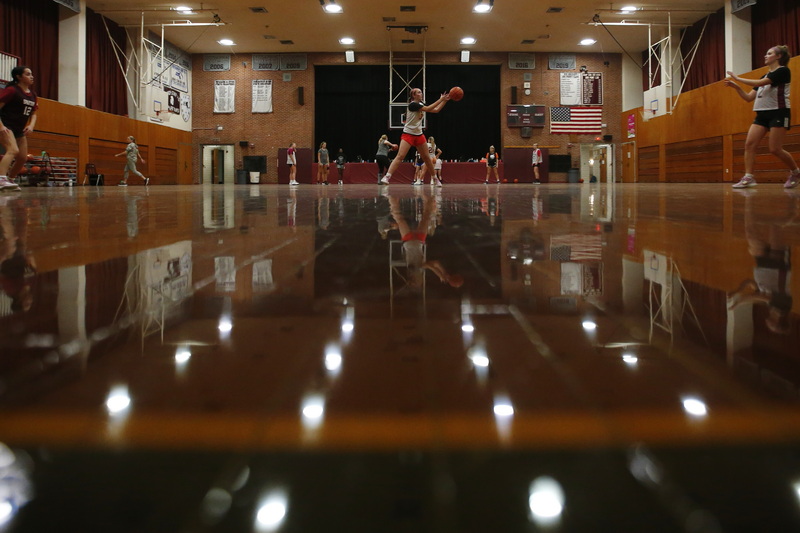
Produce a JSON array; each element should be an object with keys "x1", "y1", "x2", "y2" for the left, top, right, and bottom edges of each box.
[{"x1": 1, "y1": 183, "x2": 800, "y2": 531}]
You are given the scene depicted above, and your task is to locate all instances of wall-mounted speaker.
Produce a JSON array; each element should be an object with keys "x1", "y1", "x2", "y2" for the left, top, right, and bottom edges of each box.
[
  {"x1": 298, "y1": 86, "x2": 305, "y2": 106},
  {"x1": 603, "y1": 134, "x2": 613, "y2": 142},
  {"x1": 239, "y1": 141, "x2": 249, "y2": 147},
  {"x1": 511, "y1": 86, "x2": 518, "y2": 104},
  {"x1": 521, "y1": 127, "x2": 532, "y2": 138}
]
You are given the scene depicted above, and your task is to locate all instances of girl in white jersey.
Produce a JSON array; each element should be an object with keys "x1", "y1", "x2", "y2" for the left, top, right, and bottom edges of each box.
[
  {"x1": 725, "y1": 45, "x2": 800, "y2": 189},
  {"x1": 380, "y1": 88, "x2": 449, "y2": 185}
]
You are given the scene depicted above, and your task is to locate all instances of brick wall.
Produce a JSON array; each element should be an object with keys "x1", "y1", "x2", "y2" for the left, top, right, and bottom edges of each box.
[{"x1": 192, "y1": 51, "x2": 622, "y2": 183}]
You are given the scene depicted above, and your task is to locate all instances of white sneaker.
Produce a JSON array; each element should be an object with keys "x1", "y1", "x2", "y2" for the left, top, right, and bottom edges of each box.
[
  {"x1": 380, "y1": 176, "x2": 391, "y2": 185},
  {"x1": 289, "y1": 180, "x2": 299, "y2": 185},
  {"x1": 732, "y1": 175, "x2": 756, "y2": 189},
  {"x1": 0, "y1": 176, "x2": 21, "y2": 191},
  {"x1": 412, "y1": 180, "x2": 422, "y2": 186},
  {"x1": 435, "y1": 179, "x2": 443, "y2": 187}
]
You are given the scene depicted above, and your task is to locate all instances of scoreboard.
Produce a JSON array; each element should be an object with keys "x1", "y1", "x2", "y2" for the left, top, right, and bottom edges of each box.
[{"x1": 506, "y1": 105, "x2": 545, "y2": 128}]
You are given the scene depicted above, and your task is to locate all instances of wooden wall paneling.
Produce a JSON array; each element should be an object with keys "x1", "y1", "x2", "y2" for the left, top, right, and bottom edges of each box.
[
  {"x1": 25, "y1": 132, "x2": 79, "y2": 160},
  {"x1": 28, "y1": 98, "x2": 192, "y2": 185},
  {"x1": 622, "y1": 58, "x2": 800, "y2": 183},
  {"x1": 155, "y1": 147, "x2": 178, "y2": 184},
  {"x1": 664, "y1": 137, "x2": 724, "y2": 182},
  {"x1": 638, "y1": 146, "x2": 660, "y2": 182}
]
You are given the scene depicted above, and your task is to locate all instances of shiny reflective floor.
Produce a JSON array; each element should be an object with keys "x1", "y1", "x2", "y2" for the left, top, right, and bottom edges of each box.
[{"x1": 1, "y1": 183, "x2": 800, "y2": 531}]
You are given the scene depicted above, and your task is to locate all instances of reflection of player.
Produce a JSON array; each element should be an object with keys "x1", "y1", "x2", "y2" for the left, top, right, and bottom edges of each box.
[
  {"x1": 531, "y1": 142, "x2": 543, "y2": 184},
  {"x1": 0, "y1": 198, "x2": 36, "y2": 312},
  {"x1": 728, "y1": 193, "x2": 795, "y2": 334},
  {"x1": 380, "y1": 88, "x2": 449, "y2": 185},
  {"x1": 387, "y1": 190, "x2": 461, "y2": 289}
]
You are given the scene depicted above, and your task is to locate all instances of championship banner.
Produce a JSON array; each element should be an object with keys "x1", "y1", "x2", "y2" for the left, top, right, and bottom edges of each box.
[
  {"x1": 559, "y1": 72, "x2": 581, "y2": 105},
  {"x1": 214, "y1": 80, "x2": 235, "y2": 113},
  {"x1": 252, "y1": 80, "x2": 273, "y2": 113}
]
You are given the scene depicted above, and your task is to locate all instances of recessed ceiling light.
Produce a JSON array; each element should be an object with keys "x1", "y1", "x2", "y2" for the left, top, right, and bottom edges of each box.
[
  {"x1": 174, "y1": 5, "x2": 192, "y2": 11},
  {"x1": 461, "y1": 37, "x2": 476, "y2": 45},
  {"x1": 324, "y1": 3, "x2": 342, "y2": 13},
  {"x1": 579, "y1": 38, "x2": 596, "y2": 46},
  {"x1": 218, "y1": 38, "x2": 235, "y2": 46},
  {"x1": 473, "y1": 1, "x2": 492, "y2": 13},
  {"x1": 339, "y1": 37, "x2": 355, "y2": 45}
]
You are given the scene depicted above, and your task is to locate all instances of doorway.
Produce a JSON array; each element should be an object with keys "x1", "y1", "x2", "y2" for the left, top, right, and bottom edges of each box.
[{"x1": 201, "y1": 145, "x2": 235, "y2": 184}]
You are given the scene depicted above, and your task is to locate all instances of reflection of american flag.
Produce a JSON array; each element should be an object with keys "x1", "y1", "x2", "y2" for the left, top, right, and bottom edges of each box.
[{"x1": 550, "y1": 106, "x2": 602, "y2": 134}]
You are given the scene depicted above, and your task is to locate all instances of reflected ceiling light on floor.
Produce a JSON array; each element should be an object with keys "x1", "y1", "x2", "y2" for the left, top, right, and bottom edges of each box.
[
  {"x1": 493, "y1": 399, "x2": 514, "y2": 417},
  {"x1": 460, "y1": 37, "x2": 477, "y2": 45},
  {"x1": 460, "y1": 50, "x2": 470, "y2": 63},
  {"x1": 468, "y1": 346, "x2": 490, "y2": 367},
  {"x1": 682, "y1": 397, "x2": 708, "y2": 417},
  {"x1": 622, "y1": 353, "x2": 638, "y2": 365},
  {"x1": 106, "y1": 386, "x2": 131, "y2": 414},
  {"x1": 345, "y1": 50, "x2": 355, "y2": 63},
  {"x1": 324, "y1": 346, "x2": 342, "y2": 373},
  {"x1": 218, "y1": 317, "x2": 233, "y2": 333},
  {"x1": 792, "y1": 481, "x2": 800, "y2": 502},
  {"x1": 320, "y1": 0, "x2": 343, "y2": 13},
  {"x1": 175, "y1": 348, "x2": 192, "y2": 364},
  {"x1": 218, "y1": 38, "x2": 235, "y2": 46},
  {"x1": 579, "y1": 38, "x2": 597, "y2": 46},
  {"x1": 582, "y1": 320, "x2": 597, "y2": 331},
  {"x1": 528, "y1": 476, "x2": 565, "y2": 526},
  {"x1": 473, "y1": 0, "x2": 493, "y2": 13},
  {"x1": 255, "y1": 492, "x2": 288, "y2": 532}
]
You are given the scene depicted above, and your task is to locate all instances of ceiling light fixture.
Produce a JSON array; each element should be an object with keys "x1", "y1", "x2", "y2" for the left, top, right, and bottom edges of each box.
[
  {"x1": 461, "y1": 36, "x2": 476, "y2": 45},
  {"x1": 579, "y1": 38, "x2": 597, "y2": 46},
  {"x1": 320, "y1": 0, "x2": 343, "y2": 13},
  {"x1": 473, "y1": 0, "x2": 493, "y2": 13},
  {"x1": 339, "y1": 37, "x2": 355, "y2": 45},
  {"x1": 218, "y1": 38, "x2": 235, "y2": 46}
]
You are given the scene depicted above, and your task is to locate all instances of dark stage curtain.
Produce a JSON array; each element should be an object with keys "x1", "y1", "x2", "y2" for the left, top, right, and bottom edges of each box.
[
  {"x1": 86, "y1": 8, "x2": 129, "y2": 116},
  {"x1": 680, "y1": 9, "x2": 725, "y2": 92},
  {"x1": 0, "y1": 0, "x2": 58, "y2": 99},
  {"x1": 752, "y1": 0, "x2": 800, "y2": 71},
  {"x1": 641, "y1": 44, "x2": 661, "y2": 92},
  {"x1": 315, "y1": 65, "x2": 500, "y2": 164}
]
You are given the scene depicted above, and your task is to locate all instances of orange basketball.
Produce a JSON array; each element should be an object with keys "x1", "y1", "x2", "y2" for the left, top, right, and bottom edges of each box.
[
  {"x1": 30, "y1": 165, "x2": 41, "y2": 175},
  {"x1": 27, "y1": 154, "x2": 35, "y2": 162},
  {"x1": 449, "y1": 86, "x2": 464, "y2": 101},
  {"x1": 502, "y1": 178, "x2": 508, "y2": 183},
  {"x1": 514, "y1": 179, "x2": 519, "y2": 183},
  {"x1": 391, "y1": 144, "x2": 399, "y2": 151}
]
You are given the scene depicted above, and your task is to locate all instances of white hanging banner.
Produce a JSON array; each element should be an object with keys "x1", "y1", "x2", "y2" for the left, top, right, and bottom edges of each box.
[
  {"x1": 252, "y1": 80, "x2": 273, "y2": 113},
  {"x1": 214, "y1": 80, "x2": 235, "y2": 113},
  {"x1": 559, "y1": 72, "x2": 581, "y2": 106}
]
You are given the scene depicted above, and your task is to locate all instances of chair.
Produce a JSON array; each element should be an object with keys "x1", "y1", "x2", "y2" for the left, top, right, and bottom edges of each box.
[{"x1": 83, "y1": 163, "x2": 104, "y2": 186}]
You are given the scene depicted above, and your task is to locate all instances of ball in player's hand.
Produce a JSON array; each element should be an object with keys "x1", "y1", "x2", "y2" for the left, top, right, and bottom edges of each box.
[
  {"x1": 391, "y1": 144, "x2": 399, "y2": 151},
  {"x1": 449, "y1": 86, "x2": 464, "y2": 101}
]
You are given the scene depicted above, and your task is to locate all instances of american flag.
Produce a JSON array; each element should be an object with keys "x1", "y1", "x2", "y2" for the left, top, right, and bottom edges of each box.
[{"x1": 550, "y1": 106, "x2": 603, "y2": 134}]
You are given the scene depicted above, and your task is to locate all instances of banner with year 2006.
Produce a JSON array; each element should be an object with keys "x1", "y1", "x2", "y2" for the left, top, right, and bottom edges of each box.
[{"x1": 214, "y1": 80, "x2": 235, "y2": 113}]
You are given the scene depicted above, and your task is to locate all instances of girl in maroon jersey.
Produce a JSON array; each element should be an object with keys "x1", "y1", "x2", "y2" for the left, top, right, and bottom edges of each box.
[{"x1": 0, "y1": 66, "x2": 38, "y2": 191}]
